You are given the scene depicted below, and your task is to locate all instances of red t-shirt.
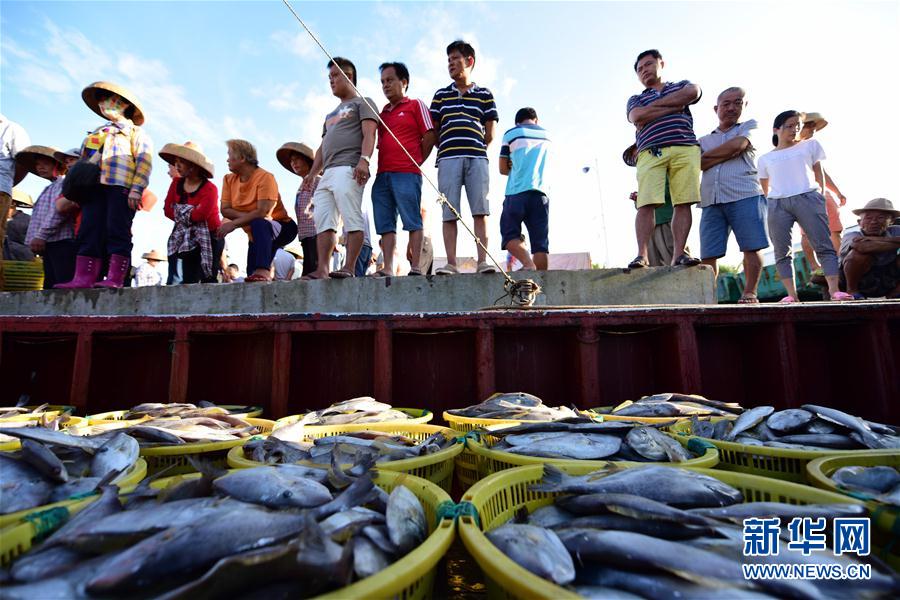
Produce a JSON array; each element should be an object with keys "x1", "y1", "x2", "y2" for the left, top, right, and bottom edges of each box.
[
  {"x1": 377, "y1": 97, "x2": 434, "y2": 174},
  {"x1": 164, "y1": 177, "x2": 222, "y2": 232}
]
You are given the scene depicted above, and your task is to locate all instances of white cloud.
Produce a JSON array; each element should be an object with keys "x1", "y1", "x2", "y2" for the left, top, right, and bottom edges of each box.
[{"x1": 271, "y1": 29, "x2": 319, "y2": 60}]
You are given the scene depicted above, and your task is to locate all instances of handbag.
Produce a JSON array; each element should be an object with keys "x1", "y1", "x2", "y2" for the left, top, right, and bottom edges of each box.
[{"x1": 61, "y1": 154, "x2": 100, "y2": 205}]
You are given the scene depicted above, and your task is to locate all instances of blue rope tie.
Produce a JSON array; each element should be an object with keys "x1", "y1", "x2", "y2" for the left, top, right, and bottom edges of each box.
[{"x1": 24, "y1": 506, "x2": 70, "y2": 541}]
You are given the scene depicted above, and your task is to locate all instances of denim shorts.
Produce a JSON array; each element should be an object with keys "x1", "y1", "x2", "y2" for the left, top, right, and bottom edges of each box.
[
  {"x1": 371, "y1": 172, "x2": 423, "y2": 234},
  {"x1": 500, "y1": 190, "x2": 549, "y2": 254},
  {"x1": 437, "y1": 157, "x2": 490, "y2": 221},
  {"x1": 699, "y1": 194, "x2": 769, "y2": 259}
]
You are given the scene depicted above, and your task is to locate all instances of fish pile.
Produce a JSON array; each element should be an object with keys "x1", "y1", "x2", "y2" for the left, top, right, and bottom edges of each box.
[
  {"x1": 602, "y1": 393, "x2": 745, "y2": 418},
  {"x1": 831, "y1": 465, "x2": 900, "y2": 507},
  {"x1": 447, "y1": 392, "x2": 580, "y2": 421},
  {"x1": 1, "y1": 461, "x2": 429, "y2": 599},
  {"x1": 0, "y1": 413, "x2": 74, "y2": 444},
  {"x1": 285, "y1": 397, "x2": 418, "y2": 427},
  {"x1": 243, "y1": 429, "x2": 454, "y2": 466},
  {"x1": 688, "y1": 404, "x2": 900, "y2": 451},
  {"x1": 0, "y1": 402, "x2": 63, "y2": 419},
  {"x1": 482, "y1": 418, "x2": 700, "y2": 462},
  {"x1": 116, "y1": 402, "x2": 254, "y2": 420},
  {"x1": 66, "y1": 413, "x2": 263, "y2": 445},
  {"x1": 0, "y1": 429, "x2": 139, "y2": 515},
  {"x1": 487, "y1": 464, "x2": 900, "y2": 598}
]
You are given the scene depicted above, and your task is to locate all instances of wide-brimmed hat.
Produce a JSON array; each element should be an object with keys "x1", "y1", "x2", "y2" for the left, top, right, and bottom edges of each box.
[
  {"x1": 801, "y1": 111, "x2": 828, "y2": 132},
  {"x1": 54, "y1": 148, "x2": 81, "y2": 163},
  {"x1": 15, "y1": 145, "x2": 67, "y2": 177},
  {"x1": 11, "y1": 187, "x2": 33, "y2": 208},
  {"x1": 283, "y1": 243, "x2": 304, "y2": 259},
  {"x1": 852, "y1": 198, "x2": 899, "y2": 218},
  {"x1": 276, "y1": 142, "x2": 315, "y2": 174},
  {"x1": 141, "y1": 250, "x2": 167, "y2": 262},
  {"x1": 82, "y1": 81, "x2": 146, "y2": 126},
  {"x1": 159, "y1": 141, "x2": 215, "y2": 179},
  {"x1": 622, "y1": 143, "x2": 638, "y2": 167}
]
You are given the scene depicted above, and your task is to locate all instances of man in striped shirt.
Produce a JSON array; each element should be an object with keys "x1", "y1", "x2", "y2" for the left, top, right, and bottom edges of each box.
[
  {"x1": 430, "y1": 40, "x2": 499, "y2": 275},
  {"x1": 626, "y1": 49, "x2": 702, "y2": 269}
]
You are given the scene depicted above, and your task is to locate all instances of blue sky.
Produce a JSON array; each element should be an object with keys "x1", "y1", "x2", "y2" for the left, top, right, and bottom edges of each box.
[{"x1": 3, "y1": 0, "x2": 899, "y2": 270}]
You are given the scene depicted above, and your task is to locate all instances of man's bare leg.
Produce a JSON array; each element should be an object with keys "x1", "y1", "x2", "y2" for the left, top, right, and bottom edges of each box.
[
  {"x1": 342, "y1": 230, "x2": 363, "y2": 273},
  {"x1": 533, "y1": 252, "x2": 548, "y2": 270},
  {"x1": 381, "y1": 232, "x2": 397, "y2": 274},
  {"x1": 841, "y1": 250, "x2": 873, "y2": 295},
  {"x1": 743, "y1": 250, "x2": 763, "y2": 295},
  {"x1": 830, "y1": 231, "x2": 841, "y2": 253},
  {"x1": 473, "y1": 215, "x2": 488, "y2": 263},
  {"x1": 801, "y1": 232, "x2": 822, "y2": 271},
  {"x1": 309, "y1": 230, "x2": 336, "y2": 278},
  {"x1": 634, "y1": 205, "x2": 655, "y2": 261},
  {"x1": 506, "y1": 238, "x2": 536, "y2": 270},
  {"x1": 442, "y1": 220, "x2": 458, "y2": 266},
  {"x1": 701, "y1": 258, "x2": 718, "y2": 279},
  {"x1": 408, "y1": 229, "x2": 423, "y2": 271},
  {"x1": 670, "y1": 204, "x2": 693, "y2": 262}
]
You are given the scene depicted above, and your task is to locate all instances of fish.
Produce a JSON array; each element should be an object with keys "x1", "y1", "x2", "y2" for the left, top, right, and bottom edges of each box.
[
  {"x1": 775, "y1": 434, "x2": 861, "y2": 450},
  {"x1": 503, "y1": 433, "x2": 621, "y2": 460},
  {"x1": 689, "y1": 501, "x2": 868, "y2": 522},
  {"x1": 385, "y1": 485, "x2": 426, "y2": 553},
  {"x1": 725, "y1": 406, "x2": 774, "y2": 441},
  {"x1": 801, "y1": 404, "x2": 885, "y2": 449},
  {"x1": 526, "y1": 504, "x2": 575, "y2": 529},
  {"x1": 766, "y1": 409, "x2": 814, "y2": 434},
  {"x1": 0, "y1": 427, "x2": 106, "y2": 452},
  {"x1": 212, "y1": 466, "x2": 333, "y2": 509},
  {"x1": 352, "y1": 535, "x2": 391, "y2": 579},
  {"x1": 20, "y1": 439, "x2": 68, "y2": 483},
  {"x1": 624, "y1": 427, "x2": 668, "y2": 461},
  {"x1": 447, "y1": 392, "x2": 579, "y2": 421},
  {"x1": 611, "y1": 402, "x2": 681, "y2": 418},
  {"x1": 576, "y1": 567, "x2": 778, "y2": 599},
  {"x1": 486, "y1": 524, "x2": 575, "y2": 585},
  {"x1": 831, "y1": 466, "x2": 900, "y2": 495},
  {"x1": 556, "y1": 492, "x2": 713, "y2": 527},
  {"x1": 533, "y1": 465, "x2": 744, "y2": 509},
  {"x1": 555, "y1": 514, "x2": 718, "y2": 540},
  {"x1": 90, "y1": 432, "x2": 139, "y2": 481}
]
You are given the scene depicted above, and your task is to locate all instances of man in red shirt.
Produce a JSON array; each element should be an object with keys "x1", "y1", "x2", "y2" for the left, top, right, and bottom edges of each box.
[{"x1": 371, "y1": 62, "x2": 436, "y2": 276}]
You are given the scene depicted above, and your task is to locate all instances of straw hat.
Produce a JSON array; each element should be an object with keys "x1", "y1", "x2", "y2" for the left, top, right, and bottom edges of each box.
[
  {"x1": 801, "y1": 111, "x2": 828, "y2": 132},
  {"x1": 283, "y1": 243, "x2": 304, "y2": 259},
  {"x1": 11, "y1": 187, "x2": 33, "y2": 208},
  {"x1": 159, "y1": 141, "x2": 215, "y2": 179},
  {"x1": 141, "y1": 250, "x2": 167, "y2": 262},
  {"x1": 622, "y1": 143, "x2": 638, "y2": 167},
  {"x1": 276, "y1": 142, "x2": 315, "y2": 174},
  {"x1": 15, "y1": 145, "x2": 67, "y2": 177},
  {"x1": 852, "y1": 198, "x2": 899, "y2": 218},
  {"x1": 54, "y1": 148, "x2": 81, "y2": 163},
  {"x1": 82, "y1": 81, "x2": 146, "y2": 126}
]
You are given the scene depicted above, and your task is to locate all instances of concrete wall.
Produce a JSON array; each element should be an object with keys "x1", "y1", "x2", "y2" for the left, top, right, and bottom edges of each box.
[{"x1": 0, "y1": 267, "x2": 716, "y2": 316}]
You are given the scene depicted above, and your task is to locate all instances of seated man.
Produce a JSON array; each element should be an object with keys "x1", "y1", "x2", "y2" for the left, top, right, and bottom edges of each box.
[
  {"x1": 839, "y1": 198, "x2": 900, "y2": 299},
  {"x1": 218, "y1": 139, "x2": 297, "y2": 282}
]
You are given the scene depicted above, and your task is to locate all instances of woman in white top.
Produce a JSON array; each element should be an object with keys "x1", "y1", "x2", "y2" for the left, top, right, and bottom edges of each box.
[{"x1": 757, "y1": 111, "x2": 853, "y2": 302}]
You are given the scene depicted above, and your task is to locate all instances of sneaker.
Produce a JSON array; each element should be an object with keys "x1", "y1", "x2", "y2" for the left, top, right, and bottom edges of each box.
[
  {"x1": 435, "y1": 263, "x2": 459, "y2": 275},
  {"x1": 477, "y1": 261, "x2": 498, "y2": 274}
]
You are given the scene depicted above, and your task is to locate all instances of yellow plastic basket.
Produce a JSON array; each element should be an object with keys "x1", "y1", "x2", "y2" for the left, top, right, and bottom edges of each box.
[
  {"x1": 806, "y1": 450, "x2": 900, "y2": 571},
  {"x1": 137, "y1": 469, "x2": 454, "y2": 599},
  {"x1": 0, "y1": 457, "x2": 147, "y2": 532},
  {"x1": 227, "y1": 423, "x2": 463, "y2": 494},
  {"x1": 0, "y1": 415, "x2": 87, "y2": 451},
  {"x1": 137, "y1": 417, "x2": 274, "y2": 476},
  {"x1": 591, "y1": 405, "x2": 738, "y2": 426},
  {"x1": 274, "y1": 407, "x2": 433, "y2": 429},
  {"x1": 0, "y1": 259, "x2": 44, "y2": 292},
  {"x1": 466, "y1": 431, "x2": 719, "y2": 483},
  {"x1": 459, "y1": 464, "x2": 865, "y2": 600},
  {"x1": 0, "y1": 405, "x2": 76, "y2": 418},
  {"x1": 88, "y1": 405, "x2": 263, "y2": 423},
  {"x1": 669, "y1": 417, "x2": 875, "y2": 484}
]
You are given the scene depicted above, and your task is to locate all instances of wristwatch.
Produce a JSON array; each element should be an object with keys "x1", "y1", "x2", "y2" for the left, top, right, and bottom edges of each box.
[{"x1": 360, "y1": 155, "x2": 371, "y2": 164}]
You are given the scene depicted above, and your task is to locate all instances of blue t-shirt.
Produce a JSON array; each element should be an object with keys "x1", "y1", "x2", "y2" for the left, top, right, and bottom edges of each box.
[{"x1": 499, "y1": 123, "x2": 550, "y2": 196}]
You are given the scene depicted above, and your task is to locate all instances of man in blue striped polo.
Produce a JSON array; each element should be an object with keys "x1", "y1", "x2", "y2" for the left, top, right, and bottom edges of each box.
[
  {"x1": 626, "y1": 49, "x2": 702, "y2": 269},
  {"x1": 430, "y1": 40, "x2": 499, "y2": 275},
  {"x1": 499, "y1": 107, "x2": 550, "y2": 271},
  {"x1": 698, "y1": 87, "x2": 768, "y2": 303}
]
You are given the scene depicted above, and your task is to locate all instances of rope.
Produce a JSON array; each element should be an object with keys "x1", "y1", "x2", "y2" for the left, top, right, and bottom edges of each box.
[
  {"x1": 280, "y1": 0, "x2": 540, "y2": 306},
  {"x1": 24, "y1": 506, "x2": 70, "y2": 541}
]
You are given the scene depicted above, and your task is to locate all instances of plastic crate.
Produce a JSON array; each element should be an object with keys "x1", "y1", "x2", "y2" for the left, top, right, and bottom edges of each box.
[
  {"x1": 466, "y1": 432, "x2": 719, "y2": 482},
  {"x1": 670, "y1": 418, "x2": 862, "y2": 483},
  {"x1": 591, "y1": 405, "x2": 737, "y2": 426},
  {"x1": 274, "y1": 407, "x2": 433, "y2": 429},
  {"x1": 0, "y1": 260, "x2": 43, "y2": 292},
  {"x1": 807, "y1": 450, "x2": 900, "y2": 571},
  {"x1": 228, "y1": 423, "x2": 463, "y2": 494},
  {"x1": 459, "y1": 464, "x2": 864, "y2": 600},
  {"x1": 0, "y1": 457, "x2": 147, "y2": 532}
]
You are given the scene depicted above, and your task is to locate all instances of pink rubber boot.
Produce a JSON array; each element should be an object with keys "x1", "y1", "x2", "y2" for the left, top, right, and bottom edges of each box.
[
  {"x1": 94, "y1": 254, "x2": 130, "y2": 289},
  {"x1": 54, "y1": 255, "x2": 102, "y2": 289}
]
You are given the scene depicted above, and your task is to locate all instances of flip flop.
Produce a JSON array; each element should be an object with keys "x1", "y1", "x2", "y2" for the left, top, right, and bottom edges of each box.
[
  {"x1": 779, "y1": 295, "x2": 799, "y2": 304},
  {"x1": 329, "y1": 269, "x2": 355, "y2": 279},
  {"x1": 245, "y1": 273, "x2": 272, "y2": 283},
  {"x1": 628, "y1": 256, "x2": 649, "y2": 269},
  {"x1": 300, "y1": 273, "x2": 327, "y2": 281},
  {"x1": 830, "y1": 291, "x2": 855, "y2": 301},
  {"x1": 408, "y1": 268, "x2": 423, "y2": 276},
  {"x1": 738, "y1": 294, "x2": 759, "y2": 304},
  {"x1": 369, "y1": 269, "x2": 392, "y2": 278}
]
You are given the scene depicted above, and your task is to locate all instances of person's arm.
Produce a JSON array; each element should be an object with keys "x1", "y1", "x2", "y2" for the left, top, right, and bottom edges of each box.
[
  {"x1": 189, "y1": 183, "x2": 216, "y2": 223},
  {"x1": 760, "y1": 178, "x2": 769, "y2": 197},
  {"x1": 628, "y1": 83, "x2": 701, "y2": 126},
  {"x1": 812, "y1": 162, "x2": 826, "y2": 196},
  {"x1": 220, "y1": 199, "x2": 275, "y2": 230},
  {"x1": 823, "y1": 170, "x2": 846, "y2": 206},
  {"x1": 700, "y1": 137, "x2": 750, "y2": 171},
  {"x1": 420, "y1": 130, "x2": 437, "y2": 164},
  {"x1": 353, "y1": 120, "x2": 377, "y2": 185},
  {"x1": 302, "y1": 145, "x2": 324, "y2": 191},
  {"x1": 128, "y1": 128, "x2": 153, "y2": 211},
  {"x1": 55, "y1": 196, "x2": 79, "y2": 216},
  {"x1": 499, "y1": 157, "x2": 512, "y2": 175},
  {"x1": 850, "y1": 236, "x2": 900, "y2": 254},
  {"x1": 484, "y1": 120, "x2": 496, "y2": 147},
  {"x1": 163, "y1": 178, "x2": 178, "y2": 221}
]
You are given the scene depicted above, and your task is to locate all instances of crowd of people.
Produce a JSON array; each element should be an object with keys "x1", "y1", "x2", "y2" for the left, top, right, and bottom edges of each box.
[{"x1": 0, "y1": 43, "x2": 897, "y2": 300}]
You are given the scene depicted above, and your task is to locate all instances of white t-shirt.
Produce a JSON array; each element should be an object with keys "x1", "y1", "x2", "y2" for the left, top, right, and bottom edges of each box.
[
  {"x1": 757, "y1": 139, "x2": 826, "y2": 199},
  {"x1": 272, "y1": 248, "x2": 295, "y2": 280}
]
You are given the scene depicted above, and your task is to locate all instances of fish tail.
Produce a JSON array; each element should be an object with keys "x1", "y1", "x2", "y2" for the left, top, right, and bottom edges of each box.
[{"x1": 530, "y1": 464, "x2": 570, "y2": 492}]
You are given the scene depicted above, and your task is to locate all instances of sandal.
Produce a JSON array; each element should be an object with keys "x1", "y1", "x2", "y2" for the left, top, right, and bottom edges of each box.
[
  {"x1": 628, "y1": 256, "x2": 649, "y2": 269},
  {"x1": 408, "y1": 268, "x2": 423, "y2": 276},
  {"x1": 830, "y1": 291, "x2": 855, "y2": 301},
  {"x1": 369, "y1": 269, "x2": 392, "y2": 278},
  {"x1": 738, "y1": 293, "x2": 759, "y2": 304},
  {"x1": 779, "y1": 295, "x2": 799, "y2": 304},
  {"x1": 245, "y1": 273, "x2": 272, "y2": 283},
  {"x1": 329, "y1": 269, "x2": 355, "y2": 279},
  {"x1": 673, "y1": 253, "x2": 701, "y2": 267},
  {"x1": 300, "y1": 273, "x2": 327, "y2": 281}
]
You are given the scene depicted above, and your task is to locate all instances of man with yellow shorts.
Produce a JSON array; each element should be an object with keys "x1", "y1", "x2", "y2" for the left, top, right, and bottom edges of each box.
[{"x1": 626, "y1": 49, "x2": 702, "y2": 268}]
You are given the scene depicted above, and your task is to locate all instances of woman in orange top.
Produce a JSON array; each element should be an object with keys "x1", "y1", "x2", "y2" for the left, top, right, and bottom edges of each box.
[{"x1": 217, "y1": 139, "x2": 297, "y2": 282}]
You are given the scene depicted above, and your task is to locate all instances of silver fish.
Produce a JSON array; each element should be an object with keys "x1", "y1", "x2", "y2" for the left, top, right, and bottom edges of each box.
[
  {"x1": 766, "y1": 409, "x2": 814, "y2": 434},
  {"x1": 831, "y1": 466, "x2": 900, "y2": 495},
  {"x1": 725, "y1": 406, "x2": 774, "y2": 441},
  {"x1": 385, "y1": 485, "x2": 426, "y2": 553},
  {"x1": 486, "y1": 524, "x2": 575, "y2": 585},
  {"x1": 212, "y1": 466, "x2": 333, "y2": 509},
  {"x1": 20, "y1": 439, "x2": 68, "y2": 483},
  {"x1": 90, "y1": 433, "x2": 139, "y2": 481}
]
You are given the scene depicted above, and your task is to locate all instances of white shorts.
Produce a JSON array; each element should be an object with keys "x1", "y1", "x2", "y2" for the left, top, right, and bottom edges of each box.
[{"x1": 313, "y1": 165, "x2": 365, "y2": 235}]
